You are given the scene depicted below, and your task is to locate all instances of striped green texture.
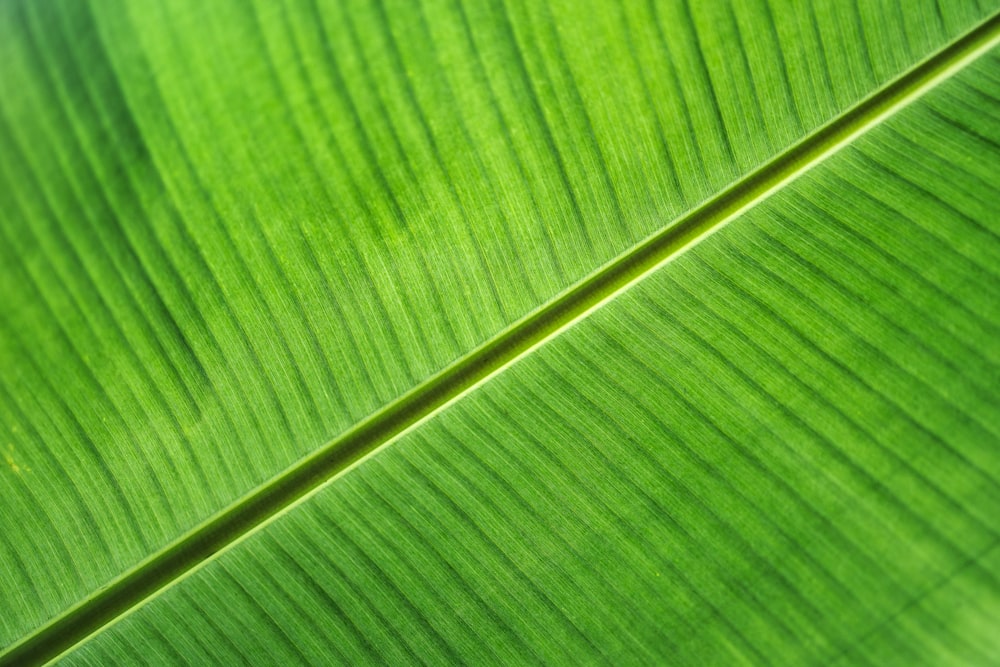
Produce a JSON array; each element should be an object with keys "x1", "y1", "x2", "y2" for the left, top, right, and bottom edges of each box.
[
  {"x1": 65, "y1": 46, "x2": 1000, "y2": 666},
  {"x1": 0, "y1": 0, "x2": 998, "y2": 663}
]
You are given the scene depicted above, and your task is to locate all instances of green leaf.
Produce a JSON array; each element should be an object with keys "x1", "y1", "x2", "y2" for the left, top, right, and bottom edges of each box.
[{"x1": 1, "y1": 0, "x2": 998, "y2": 664}]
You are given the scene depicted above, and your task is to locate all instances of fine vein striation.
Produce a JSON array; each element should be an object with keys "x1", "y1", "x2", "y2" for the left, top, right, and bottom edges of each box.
[{"x1": 3, "y1": 10, "x2": 999, "y2": 667}]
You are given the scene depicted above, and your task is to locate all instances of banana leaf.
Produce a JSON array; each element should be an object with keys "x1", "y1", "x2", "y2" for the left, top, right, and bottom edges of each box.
[{"x1": 1, "y1": 0, "x2": 998, "y2": 664}]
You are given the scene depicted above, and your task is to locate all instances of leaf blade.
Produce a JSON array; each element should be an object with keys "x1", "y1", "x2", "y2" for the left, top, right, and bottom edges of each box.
[
  {"x1": 62, "y1": 46, "x2": 1000, "y2": 664},
  {"x1": 1, "y1": 0, "x2": 998, "y2": 662}
]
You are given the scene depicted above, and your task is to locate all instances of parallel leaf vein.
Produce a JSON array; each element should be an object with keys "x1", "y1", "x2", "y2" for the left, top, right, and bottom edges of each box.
[{"x1": 3, "y1": 11, "x2": 999, "y2": 666}]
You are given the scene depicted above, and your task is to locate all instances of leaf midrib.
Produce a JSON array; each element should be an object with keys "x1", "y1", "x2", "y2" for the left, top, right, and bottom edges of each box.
[{"x1": 5, "y1": 12, "x2": 1000, "y2": 666}]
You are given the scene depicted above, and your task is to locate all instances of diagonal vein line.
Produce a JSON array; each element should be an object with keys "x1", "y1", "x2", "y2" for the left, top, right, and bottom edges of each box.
[
  {"x1": 5, "y1": 11, "x2": 1000, "y2": 666},
  {"x1": 824, "y1": 537, "x2": 1000, "y2": 665}
]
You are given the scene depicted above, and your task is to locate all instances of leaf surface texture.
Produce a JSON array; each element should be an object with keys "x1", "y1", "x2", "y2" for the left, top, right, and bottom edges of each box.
[{"x1": 0, "y1": 0, "x2": 998, "y2": 663}]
